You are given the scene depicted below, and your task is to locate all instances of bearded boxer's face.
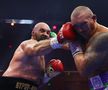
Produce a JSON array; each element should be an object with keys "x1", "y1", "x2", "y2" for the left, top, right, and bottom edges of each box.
[{"x1": 36, "y1": 28, "x2": 50, "y2": 41}]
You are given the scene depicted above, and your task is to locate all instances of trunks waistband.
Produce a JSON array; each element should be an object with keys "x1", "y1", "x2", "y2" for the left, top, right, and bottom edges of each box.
[
  {"x1": 89, "y1": 72, "x2": 108, "y2": 90},
  {"x1": 0, "y1": 76, "x2": 38, "y2": 90}
]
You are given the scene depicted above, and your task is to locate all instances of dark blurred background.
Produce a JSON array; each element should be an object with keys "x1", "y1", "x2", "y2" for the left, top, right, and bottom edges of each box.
[{"x1": 0, "y1": 0, "x2": 108, "y2": 72}]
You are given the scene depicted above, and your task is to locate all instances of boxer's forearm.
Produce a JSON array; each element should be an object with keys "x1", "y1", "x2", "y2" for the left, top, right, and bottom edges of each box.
[
  {"x1": 73, "y1": 52, "x2": 98, "y2": 77},
  {"x1": 73, "y1": 53, "x2": 87, "y2": 76},
  {"x1": 33, "y1": 39, "x2": 53, "y2": 56},
  {"x1": 73, "y1": 54, "x2": 96, "y2": 77},
  {"x1": 22, "y1": 37, "x2": 63, "y2": 56},
  {"x1": 74, "y1": 51, "x2": 105, "y2": 77}
]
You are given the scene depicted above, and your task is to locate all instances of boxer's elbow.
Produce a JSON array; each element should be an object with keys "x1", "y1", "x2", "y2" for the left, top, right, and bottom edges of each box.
[
  {"x1": 78, "y1": 63, "x2": 94, "y2": 77},
  {"x1": 76, "y1": 64, "x2": 89, "y2": 77},
  {"x1": 74, "y1": 57, "x2": 91, "y2": 77},
  {"x1": 24, "y1": 46, "x2": 36, "y2": 55},
  {"x1": 78, "y1": 67, "x2": 91, "y2": 77}
]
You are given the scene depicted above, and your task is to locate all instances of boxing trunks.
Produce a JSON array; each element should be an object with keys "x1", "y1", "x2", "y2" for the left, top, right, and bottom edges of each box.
[
  {"x1": 89, "y1": 72, "x2": 108, "y2": 90},
  {"x1": 0, "y1": 76, "x2": 38, "y2": 90}
]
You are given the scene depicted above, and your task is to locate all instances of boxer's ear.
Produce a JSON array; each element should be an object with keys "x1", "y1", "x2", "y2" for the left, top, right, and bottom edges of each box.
[{"x1": 92, "y1": 14, "x2": 97, "y2": 20}]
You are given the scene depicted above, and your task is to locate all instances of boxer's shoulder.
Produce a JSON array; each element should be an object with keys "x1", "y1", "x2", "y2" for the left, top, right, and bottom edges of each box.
[
  {"x1": 89, "y1": 32, "x2": 108, "y2": 45},
  {"x1": 87, "y1": 32, "x2": 108, "y2": 52},
  {"x1": 20, "y1": 39, "x2": 37, "y2": 47}
]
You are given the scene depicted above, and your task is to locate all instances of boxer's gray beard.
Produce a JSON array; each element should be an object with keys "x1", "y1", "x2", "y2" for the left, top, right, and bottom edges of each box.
[{"x1": 37, "y1": 35, "x2": 49, "y2": 41}]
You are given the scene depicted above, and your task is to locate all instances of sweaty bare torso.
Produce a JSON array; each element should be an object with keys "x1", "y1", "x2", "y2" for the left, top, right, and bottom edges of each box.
[
  {"x1": 2, "y1": 40, "x2": 45, "y2": 84},
  {"x1": 86, "y1": 25, "x2": 108, "y2": 77}
]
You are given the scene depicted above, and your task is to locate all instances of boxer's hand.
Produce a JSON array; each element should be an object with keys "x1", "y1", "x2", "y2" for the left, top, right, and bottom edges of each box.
[
  {"x1": 46, "y1": 59, "x2": 64, "y2": 78},
  {"x1": 69, "y1": 41, "x2": 83, "y2": 57},
  {"x1": 50, "y1": 32, "x2": 63, "y2": 49},
  {"x1": 57, "y1": 22, "x2": 76, "y2": 43},
  {"x1": 50, "y1": 32, "x2": 57, "y2": 38},
  {"x1": 50, "y1": 22, "x2": 77, "y2": 49}
]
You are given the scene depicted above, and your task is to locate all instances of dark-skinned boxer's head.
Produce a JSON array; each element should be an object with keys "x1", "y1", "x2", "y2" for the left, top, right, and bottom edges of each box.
[
  {"x1": 31, "y1": 22, "x2": 51, "y2": 41},
  {"x1": 70, "y1": 6, "x2": 97, "y2": 43}
]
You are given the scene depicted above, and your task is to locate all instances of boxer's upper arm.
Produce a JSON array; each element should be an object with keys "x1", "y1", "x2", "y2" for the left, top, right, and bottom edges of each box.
[
  {"x1": 21, "y1": 40, "x2": 52, "y2": 56},
  {"x1": 20, "y1": 41, "x2": 35, "y2": 55},
  {"x1": 83, "y1": 33, "x2": 108, "y2": 76}
]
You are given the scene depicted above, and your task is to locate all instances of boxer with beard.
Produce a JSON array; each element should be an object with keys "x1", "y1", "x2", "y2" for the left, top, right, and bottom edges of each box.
[{"x1": 1, "y1": 22, "x2": 66, "y2": 90}]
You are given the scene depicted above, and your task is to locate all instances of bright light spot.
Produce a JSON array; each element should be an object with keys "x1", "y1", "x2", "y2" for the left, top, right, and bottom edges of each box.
[
  {"x1": 11, "y1": 22, "x2": 15, "y2": 26},
  {"x1": 52, "y1": 25, "x2": 57, "y2": 30}
]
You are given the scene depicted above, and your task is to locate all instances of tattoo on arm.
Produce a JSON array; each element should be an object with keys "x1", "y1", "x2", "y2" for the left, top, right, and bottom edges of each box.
[{"x1": 84, "y1": 33, "x2": 108, "y2": 74}]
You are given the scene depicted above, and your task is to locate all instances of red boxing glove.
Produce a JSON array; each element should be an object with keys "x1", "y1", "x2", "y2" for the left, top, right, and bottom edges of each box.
[
  {"x1": 57, "y1": 22, "x2": 76, "y2": 43},
  {"x1": 46, "y1": 59, "x2": 64, "y2": 78}
]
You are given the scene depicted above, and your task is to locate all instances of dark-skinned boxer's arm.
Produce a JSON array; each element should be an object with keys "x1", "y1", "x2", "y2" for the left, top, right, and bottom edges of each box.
[{"x1": 74, "y1": 32, "x2": 108, "y2": 76}]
